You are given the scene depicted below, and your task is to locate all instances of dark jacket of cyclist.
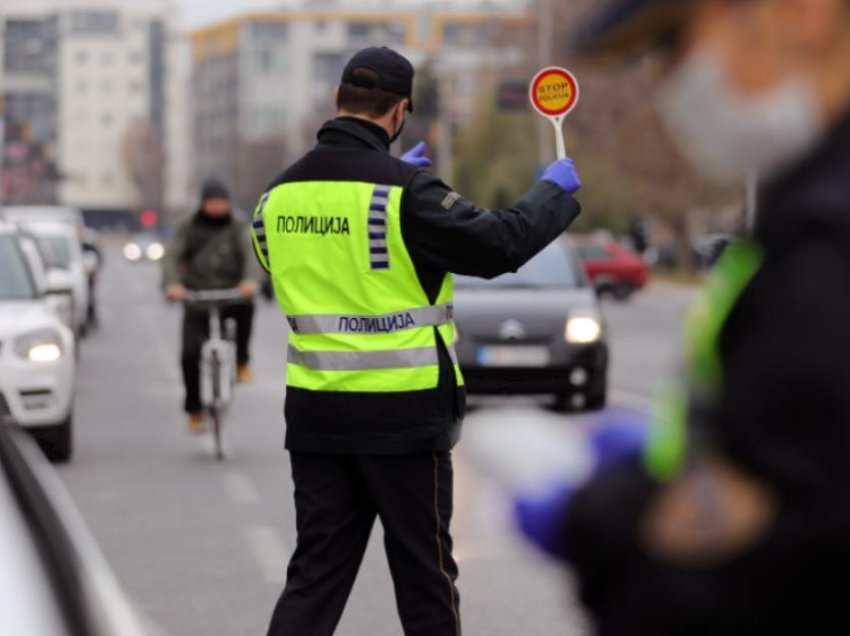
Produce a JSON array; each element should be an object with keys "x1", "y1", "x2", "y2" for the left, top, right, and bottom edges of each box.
[{"x1": 162, "y1": 179, "x2": 260, "y2": 431}]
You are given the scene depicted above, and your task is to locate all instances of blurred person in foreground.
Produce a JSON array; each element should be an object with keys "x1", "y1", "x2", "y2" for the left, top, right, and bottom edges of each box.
[
  {"x1": 162, "y1": 179, "x2": 259, "y2": 433},
  {"x1": 250, "y1": 46, "x2": 583, "y2": 636},
  {"x1": 510, "y1": 0, "x2": 850, "y2": 633}
]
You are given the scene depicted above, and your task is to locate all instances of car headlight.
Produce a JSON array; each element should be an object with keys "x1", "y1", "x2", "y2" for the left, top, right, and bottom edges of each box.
[
  {"x1": 14, "y1": 329, "x2": 64, "y2": 363},
  {"x1": 565, "y1": 311, "x2": 603, "y2": 344},
  {"x1": 123, "y1": 243, "x2": 142, "y2": 261},
  {"x1": 146, "y1": 242, "x2": 165, "y2": 261},
  {"x1": 44, "y1": 292, "x2": 75, "y2": 330}
]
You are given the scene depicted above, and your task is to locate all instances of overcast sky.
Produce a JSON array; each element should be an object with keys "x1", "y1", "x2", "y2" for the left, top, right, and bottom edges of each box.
[
  {"x1": 178, "y1": 0, "x2": 279, "y2": 29},
  {"x1": 177, "y1": 0, "x2": 516, "y2": 29}
]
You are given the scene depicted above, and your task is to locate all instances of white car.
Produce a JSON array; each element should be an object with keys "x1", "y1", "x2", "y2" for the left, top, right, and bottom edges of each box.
[
  {"x1": 2, "y1": 205, "x2": 86, "y2": 236},
  {"x1": 0, "y1": 424, "x2": 150, "y2": 635},
  {"x1": 0, "y1": 223, "x2": 76, "y2": 462},
  {"x1": 15, "y1": 220, "x2": 89, "y2": 338}
]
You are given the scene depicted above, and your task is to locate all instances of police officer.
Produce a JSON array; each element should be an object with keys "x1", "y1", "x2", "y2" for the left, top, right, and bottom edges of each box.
[
  {"x1": 251, "y1": 47, "x2": 583, "y2": 635},
  {"x1": 513, "y1": 1, "x2": 850, "y2": 634}
]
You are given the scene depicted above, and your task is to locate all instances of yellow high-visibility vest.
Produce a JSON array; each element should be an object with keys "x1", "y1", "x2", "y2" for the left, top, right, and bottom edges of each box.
[{"x1": 253, "y1": 180, "x2": 463, "y2": 394}]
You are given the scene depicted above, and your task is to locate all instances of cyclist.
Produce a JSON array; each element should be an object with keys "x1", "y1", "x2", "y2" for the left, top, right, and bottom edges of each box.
[{"x1": 163, "y1": 179, "x2": 260, "y2": 433}]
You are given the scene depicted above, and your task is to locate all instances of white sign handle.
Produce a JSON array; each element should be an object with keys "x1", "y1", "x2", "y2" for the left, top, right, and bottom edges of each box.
[{"x1": 551, "y1": 116, "x2": 566, "y2": 160}]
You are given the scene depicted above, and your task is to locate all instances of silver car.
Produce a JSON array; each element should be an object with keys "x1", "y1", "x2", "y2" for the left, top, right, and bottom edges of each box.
[
  {"x1": 454, "y1": 239, "x2": 608, "y2": 411},
  {"x1": 0, "y1": 424, "x2": 150, "y2": 635}
]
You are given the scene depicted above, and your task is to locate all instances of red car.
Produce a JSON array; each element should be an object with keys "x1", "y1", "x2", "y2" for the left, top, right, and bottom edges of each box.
[{"x1": 572, "y1": 236, "x2": 649, "y2": 300}]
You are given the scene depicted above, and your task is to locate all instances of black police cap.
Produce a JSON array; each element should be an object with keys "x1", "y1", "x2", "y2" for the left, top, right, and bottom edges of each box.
[
  {"x1": 573, "y1": 0, "x2": 696, "y2": 61},
  {"x1": 341, "y1": 47, "x2": 415, "y2": 112}
]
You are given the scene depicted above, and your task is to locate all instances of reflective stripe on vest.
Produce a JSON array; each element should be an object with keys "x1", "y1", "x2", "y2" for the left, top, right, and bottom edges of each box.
[
  {"x1": 369, "y1": 185, "x2": 391, "y2": 271},
  {"x1": 288, "y1": 303, "x2": 454, "y2": 335},
  {"x1": 644, "y1": 240, "x2": 763, "y2": 481},
  {"x1": 288, "y1": 346, "x2": 439, "y2": 371}
]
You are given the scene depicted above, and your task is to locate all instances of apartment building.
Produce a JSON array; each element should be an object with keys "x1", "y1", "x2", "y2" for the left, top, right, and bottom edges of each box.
[
  {"x1": 189, "y1": 3, "x2": 532, "y2": 206},
  {"x1": 0, "y1": 0, "x2": 192, "y2": 214}
]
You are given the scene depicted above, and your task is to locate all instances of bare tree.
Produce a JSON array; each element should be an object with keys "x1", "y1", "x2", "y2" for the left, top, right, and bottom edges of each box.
[
  {"x1": 451, "y1": 1, "x2": 743, "y2": 262},
  {"x1": 232, "y1": 137, "x2": 288, "y2": 215},
  {"x1": 123, "y1": 118, "x2": 165, "y2": 212}
]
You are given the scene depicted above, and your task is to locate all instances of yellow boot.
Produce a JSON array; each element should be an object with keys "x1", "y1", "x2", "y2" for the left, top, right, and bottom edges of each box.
[
  {"x1": 187, "y1": 412, "x2": 205, "y2": 435},
  {"x1": 237, "y1": 364, "x2": 254, "y2": 383}
]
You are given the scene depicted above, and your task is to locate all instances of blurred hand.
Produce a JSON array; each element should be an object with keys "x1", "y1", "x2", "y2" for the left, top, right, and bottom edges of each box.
[
  {"x1": 587, "y1": 409, "x2": 651, "y2": 473},
  {"x1": 166, "y1": 284, "x2": 187, "y2": 302},
  {"x1": 514, "y1": 483, "x2": 576, "y2": 560},
  {"x1": 239, "y1": 280, "x2": 259, "y2": 299},
  {"x1": 542, "y1": 158, "x2": 582, "y2": 194},
  {"x1": 400, "y1": 141, "x2": 433, "y2": 169}
]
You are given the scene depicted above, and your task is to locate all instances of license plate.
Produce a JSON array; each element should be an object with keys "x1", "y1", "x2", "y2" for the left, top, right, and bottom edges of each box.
[{"x1": 477, "y1": 346, "x2": 550, "y2": 367}]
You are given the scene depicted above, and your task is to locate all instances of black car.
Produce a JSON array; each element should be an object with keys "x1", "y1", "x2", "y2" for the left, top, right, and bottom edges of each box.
[{"x1": 454, "y1": 240, "x2": 609, "y2": 411}]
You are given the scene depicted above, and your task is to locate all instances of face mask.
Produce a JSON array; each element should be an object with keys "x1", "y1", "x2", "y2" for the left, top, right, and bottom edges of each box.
[
  {"x1": 656, "y1": 49, "x2": 823, "y2": 182},
  {"x1": 390, "y1": 109, "x2": 405, "y2": 144}
]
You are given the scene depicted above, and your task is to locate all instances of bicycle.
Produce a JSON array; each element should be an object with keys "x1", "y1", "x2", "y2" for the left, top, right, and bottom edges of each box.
[{"x1": 183, "y1": 288, "x2": 246, "y2": 460}]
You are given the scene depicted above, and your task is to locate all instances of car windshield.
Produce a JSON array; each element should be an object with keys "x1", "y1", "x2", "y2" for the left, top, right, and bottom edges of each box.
[
  {"x1": 456, "y1": 242, "x2": 581, "y2": 289},
  {"x1": 37, "y1": 235, "x2": 72, "y2": 269},
  {"x1": 0, "y1": 236, "x2": 36, "y2": 300},
  {"x1": 576, "y1": 244, "x2": 613, "y2": 261}
]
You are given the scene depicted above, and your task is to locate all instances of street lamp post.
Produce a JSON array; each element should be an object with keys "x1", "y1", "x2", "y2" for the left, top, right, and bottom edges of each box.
[{"x1": 536, "y1": 0, "x2": 556, "y2": 167}]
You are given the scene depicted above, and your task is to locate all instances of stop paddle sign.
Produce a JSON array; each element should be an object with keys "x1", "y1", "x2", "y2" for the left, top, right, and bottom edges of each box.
[{"x1": 529, "y1": 67, "x2": 580, "y2": 160}]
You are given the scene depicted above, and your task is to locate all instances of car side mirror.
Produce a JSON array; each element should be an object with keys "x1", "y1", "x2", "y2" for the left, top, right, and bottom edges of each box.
[{"x1": 46, "y1": 268, "x2": 75, "y2": 295}]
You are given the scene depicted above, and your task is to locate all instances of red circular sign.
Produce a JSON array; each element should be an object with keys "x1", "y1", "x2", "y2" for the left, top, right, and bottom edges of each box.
[{"x1": 530, "y1": 67, "x2": 580, "y2": 118}]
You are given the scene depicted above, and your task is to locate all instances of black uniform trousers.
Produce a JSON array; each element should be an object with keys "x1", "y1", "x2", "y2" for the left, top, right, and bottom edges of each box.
[
  {"x1": 180, "y1": 302, "x2": 254, "y2": 413},
  {"x1": 267, "y1": 451, "x2": 461, "y2": 636}
]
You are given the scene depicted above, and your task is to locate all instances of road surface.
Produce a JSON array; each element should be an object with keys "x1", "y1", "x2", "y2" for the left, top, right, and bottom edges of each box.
[{"x1": 56, "y1": 250, "x2": 694, "y2": 636}]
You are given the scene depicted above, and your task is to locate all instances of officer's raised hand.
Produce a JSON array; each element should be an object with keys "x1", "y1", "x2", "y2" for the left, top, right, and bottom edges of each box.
[
  {"x1": 401, "y1": 141, "x2": 433, "y2": 169},
  {"x1": 542, "y1": 158, "x2": 582, "y2": 195}
]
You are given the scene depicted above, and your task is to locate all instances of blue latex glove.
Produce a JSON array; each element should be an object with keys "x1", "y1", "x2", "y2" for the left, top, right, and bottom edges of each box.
[
  {"x1": 401, "y1": 141, "x2": 433, "y2": 168},
  {"x1": 541, "y1": 158, "x2": 582, "y2": 194},
  {"x1": 513, "y1": 410, "x2": 649, "y2": 562},
  {"x1": 514, "y1": 483, "x2": 576, "y2": 559},
  {"x1": 587, "y1": 408, "x2": 651, "y2": 473}
]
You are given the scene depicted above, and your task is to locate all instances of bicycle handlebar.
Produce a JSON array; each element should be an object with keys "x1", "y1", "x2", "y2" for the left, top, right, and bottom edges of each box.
[{"x1": 183, "y1": 288, "x2": 247, "y2": 303}]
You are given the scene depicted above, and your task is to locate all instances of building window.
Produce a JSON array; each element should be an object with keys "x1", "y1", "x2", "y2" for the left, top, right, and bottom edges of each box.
[
  {"x1": 102, "y1": 52, "x2": 113, "y2": 66},
  {"x1": 4, "y1": 19, "x2": 56, "y2": 75},
  {"x1": 76, "y1": 50, "x2": 88, "y2": 64},
  {"x1": 251, "y1": 108, "x2": 286, "y2": 136},
  {"x1": 129, "y1": 50, "x2": 144, "y2": 65},
  {"x1": 255, "y1": 47, "x2": 284, "y2": 73},
  {"x1": 314, "y1": 53, "x2": 345, "y2": 89},
  {"x1": 251, "y1": 21, "x2": 287, "y2": 40},
  {"x1": 70, "y1": 10, "x2": 119, "y2": 36},
  {"x1": 347, "y1": 22, "x2": 371, "y2": 39},
  {"x1": 101, "y1": 113, "x2": 113, "y2": 126},
  {"x1": 129, "y1": 80, "x2": 144, "y2": 93},
  {"x1": 76, "y1": 80, "x2": 88, "y2": 93},
  {"x1": 443, "y1": 23, "x2": 489, "y2": 48},
  {"x1": 102, "y1": 79, "x2": 113, "y2": 93}
]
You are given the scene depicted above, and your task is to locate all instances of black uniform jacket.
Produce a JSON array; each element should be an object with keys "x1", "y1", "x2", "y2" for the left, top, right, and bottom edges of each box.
[
  {"x1": 262, "y1": 117, "x2": 580, "y2": 455},
  {"x1": 564, "y1": 112, "x2": 850, "y2": 634}
]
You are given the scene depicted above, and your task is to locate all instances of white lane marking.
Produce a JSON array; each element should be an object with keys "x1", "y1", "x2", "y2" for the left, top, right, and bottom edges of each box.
[
  {"x1": 244, "y1": 525, "x2": 289, "y2": 584},
  {"x1": 609, "y1": 388, "x2": 654, "y2": 413},
  {"x1": 222, "y1": 471, "x2": 261, "y2": 505}
]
